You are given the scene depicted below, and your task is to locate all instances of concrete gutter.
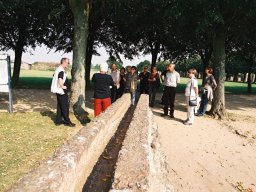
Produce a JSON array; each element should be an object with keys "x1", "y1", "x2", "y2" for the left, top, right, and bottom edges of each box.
[
  {"x1": 8, "y1": 94, "x2": 131, "y2": 192},
  {"x1": 110, "y1": 94, "x2": 173, "y2": 192}
]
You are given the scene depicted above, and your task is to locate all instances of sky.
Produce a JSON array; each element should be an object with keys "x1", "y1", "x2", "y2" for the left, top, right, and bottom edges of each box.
[{"x1": 4, "y1": 45, "x2": 151, "y2": 67}]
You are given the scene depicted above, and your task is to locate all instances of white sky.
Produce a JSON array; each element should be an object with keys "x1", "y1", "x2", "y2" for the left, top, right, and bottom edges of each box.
[{"x1": 4, "y1": 45, "x2": 151, "y2": 67}]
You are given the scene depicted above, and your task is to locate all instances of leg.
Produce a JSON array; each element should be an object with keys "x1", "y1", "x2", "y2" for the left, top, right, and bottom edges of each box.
[
  {"x1": 60, "y1": 94, "x2": 71, "y2": 123},
  {"x1": 55, "y1": 94, "x2": 62, "y2": 124},
  {"x1": 94, "y1": 98, "x2": 103, "y2": 117},
  {"x1": 186, "y1": 96, "x2": 195, "y2": 124},
  {"x1": 169, "y1": 87, "x2": 176, "y2": 117},
  {"x1": 111, "y1": 86, "x2": 117, "y2": 103},
  {"x1": 102, "y1": 98, "x2": 111, "y2": 111},
  {"x1": 131, "y1": 92, "x2": 136, "y2": 105},
  {"x1": 151, "y1": 86, "x2": 156, "y2": 107},
  {"x1": 149, "y1": 86, "x2": 152, "y2": 106},
  {"x1": 163, "y1": 88, "x2": 170, "y2": 115}
]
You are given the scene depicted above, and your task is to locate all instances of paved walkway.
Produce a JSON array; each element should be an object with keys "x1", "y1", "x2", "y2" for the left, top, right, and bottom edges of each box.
[{"x1": 152, "y1": 93, "x2": 256, "y2": 192}]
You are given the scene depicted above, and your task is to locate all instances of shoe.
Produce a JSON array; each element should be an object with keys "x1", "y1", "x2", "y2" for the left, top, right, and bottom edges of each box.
[
  {"x1": 55, "y1": 122, "x2": 62, "y2": 126},
  {"x1": 161, "y1": 114, "x2": 168, "y2": 117},
  {"x1": 64, "y1": 122, "x2": 76, "y2": 127},
  {"x1": 170, "y1": 115, "x2": 174, "y2": 119},
  {"x1": 183, "y1": 121, "x2": 192, "y2": 125}
]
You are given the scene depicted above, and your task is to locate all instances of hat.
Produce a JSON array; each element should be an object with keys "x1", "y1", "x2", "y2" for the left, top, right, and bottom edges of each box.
[{"x1": 100, "y1": 63, "x2": 108, "y2": 72}]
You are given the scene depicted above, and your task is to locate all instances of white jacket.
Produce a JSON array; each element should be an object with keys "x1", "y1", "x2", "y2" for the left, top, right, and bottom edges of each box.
[{"x1": 51, "y1": 66, "x2": 66, "y2": 95}]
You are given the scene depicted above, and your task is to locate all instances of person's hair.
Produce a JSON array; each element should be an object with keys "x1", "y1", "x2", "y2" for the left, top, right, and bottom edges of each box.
[
  {"x1": 188, "y1": 68, "x2": 197, "y2": 75},
  {"x1": 144, "y1": 66, "x2": 148, "y2": 69},
  {"x1": 152, "y1": 67, "x2": 157, "y2": 72},
  {"x1": 100, "y1": 63, "x2": 108, "y2": 72},
  {"x1": 120, "y1": 67, "x2": 125, "y2": 71},
  {"x1": 131, "y1": 66, "x2": 137, "y2": 70},
  {"x1": 168, "y1": 63, "x2": 175, "y2": 68},
  {"x1": 205, "y1": 66, "x2": 213, "y2": 74},
  {"x1": 60, "y1": 58, "x2": 68, "y2": 64},
  {"x1": 126, "y1": 65, "x2": 131, "y2": 69}
]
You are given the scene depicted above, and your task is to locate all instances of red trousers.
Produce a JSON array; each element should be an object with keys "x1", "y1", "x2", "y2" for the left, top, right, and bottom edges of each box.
[{"x1": 94, "y1": 98, "x2": 111, "y2": 117}]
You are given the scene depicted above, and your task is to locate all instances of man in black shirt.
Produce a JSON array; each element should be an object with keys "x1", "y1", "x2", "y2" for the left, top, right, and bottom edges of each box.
[
  {"x1": 51, "y1": 58, "x2": 75, "y2": 127},
  {"x1": 92, "y1": 63, "x2": 114, "y2": 117},
  {"x1": 139, "y1": 66, "x2": 150, "y2": 94}
]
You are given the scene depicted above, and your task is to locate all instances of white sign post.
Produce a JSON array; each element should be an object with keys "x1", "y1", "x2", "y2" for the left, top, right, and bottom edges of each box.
[{"x1": 0, "y1": 54, "x2": 13, "y2": 112}]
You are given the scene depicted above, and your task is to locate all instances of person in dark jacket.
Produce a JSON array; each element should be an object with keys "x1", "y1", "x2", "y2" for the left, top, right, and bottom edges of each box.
[
  {"x1": 196, "y1": 67, "x2": 217, "y2": 116},
  {"x1": 148, "y1": 67, "x2": 160, "y2": 107},
  {"x1": 92, "y1": 63, "x2": 114, "y2": 117},
  {"x1": 139, "y1": 66, "x2": 150, "y2": 94}
]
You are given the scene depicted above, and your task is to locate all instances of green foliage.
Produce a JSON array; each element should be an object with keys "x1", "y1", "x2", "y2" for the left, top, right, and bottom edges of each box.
[
  {"x1": 106, "y1": 57, "x2": 123, "y2": 69},
  {"x1": 176, "y1": 55, "x2": 203, "y2": 74}
]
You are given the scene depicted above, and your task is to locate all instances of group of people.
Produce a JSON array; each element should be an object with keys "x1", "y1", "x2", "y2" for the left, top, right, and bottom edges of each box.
[{"x1": 51, "y1": 58, "x2": 217, "y2": 127}]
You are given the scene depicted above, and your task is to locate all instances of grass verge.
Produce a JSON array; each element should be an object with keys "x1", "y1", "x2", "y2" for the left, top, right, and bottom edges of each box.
[{"x1": 0, "y1": 112, "x2": 83, "y2": 192}]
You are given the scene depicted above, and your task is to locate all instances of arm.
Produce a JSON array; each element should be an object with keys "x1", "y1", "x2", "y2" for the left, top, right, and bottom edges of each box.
[
  {"x1": 176, "y1": 72, "x2": 181, "y2": 84},
  {"x1": 58, "y1": 78, "x2": 67, "y2": 90}
]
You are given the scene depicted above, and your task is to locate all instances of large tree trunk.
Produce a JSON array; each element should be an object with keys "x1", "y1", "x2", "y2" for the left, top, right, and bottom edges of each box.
[
  {"x1": 199, "y1": 47, "x2": 212, "y2": 80},
  {"x1": 151, "y1": 42, "x2": 160, "y2": 71},
  {"x1": 12, "y1": 45, "x2": 23, "y2": 87},
  {"x1": 85, "y1": 33, "x2": 94, "y2": 87},
  {"x1": 69, "y1": 0, "x2": 89, "y2": 115},
  {"x1": 247, "y1": 55, "x2": 253, "y2": 94},
  {"x1": 210, "y1": 24, "x2": 227, "y2": 119}
]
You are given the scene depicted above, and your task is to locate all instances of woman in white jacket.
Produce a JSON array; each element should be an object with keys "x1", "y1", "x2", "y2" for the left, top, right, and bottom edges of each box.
[
  {"x1": 51, "y1": 58, "x2": 75, "y2": 127},
  {"x1": 184, "y1": 68, "x2": 198, "y2": 125}
]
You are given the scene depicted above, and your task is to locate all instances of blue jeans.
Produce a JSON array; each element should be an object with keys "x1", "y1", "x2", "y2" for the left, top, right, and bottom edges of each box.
[
  {"x1": 131, "y1": 91, "x2": 136, "y2": 105},
  {"x1": 198, "y1": 93, "x2": 208, "y2": 114}
]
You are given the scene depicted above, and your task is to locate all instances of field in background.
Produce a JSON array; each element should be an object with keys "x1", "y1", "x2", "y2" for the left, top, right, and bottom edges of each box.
[{"x1": 16, "y1": 70, "x2": 256, "y2": 94}]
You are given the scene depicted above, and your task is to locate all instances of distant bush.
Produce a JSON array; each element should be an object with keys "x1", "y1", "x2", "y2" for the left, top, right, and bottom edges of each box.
[{"x1": 32, "y1": 62, "x2": 59, "y2": 71}]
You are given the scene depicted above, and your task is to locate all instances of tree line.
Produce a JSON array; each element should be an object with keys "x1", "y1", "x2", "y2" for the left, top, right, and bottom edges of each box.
[{"x1": 0, "y1": 0, "x2": 256, "y2": 119}]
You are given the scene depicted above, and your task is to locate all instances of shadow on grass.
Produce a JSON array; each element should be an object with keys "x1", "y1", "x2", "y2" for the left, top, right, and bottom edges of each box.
[{"x1": 40, "y1": 111, "x2": 56, "y2": 123}]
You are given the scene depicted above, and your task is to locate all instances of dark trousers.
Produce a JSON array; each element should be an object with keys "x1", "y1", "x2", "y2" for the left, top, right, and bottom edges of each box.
[
  {"x1": 140, "y1": 84, "x2": 149, "y2": 94},
  {"x1": 163, "y1": 86, "x2": 176, "y2": 116},
  {"x1": 198, "y1": 93, "x2": 209, "y2": 114},
  {"x1": 111, "y1": 85, "x2": 117, "y2": 103},
  {"x1": 149, "y1": 85, "x2": 157, "y2": 107},
  {"x1": 56, "y1": 93, "x2": 71, "y2": 124}
]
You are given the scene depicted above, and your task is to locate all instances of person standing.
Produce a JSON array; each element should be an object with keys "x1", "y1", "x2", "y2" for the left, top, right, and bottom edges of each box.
[
  {"x1": 51, "y1": 58, "x2": 75, "y2": 127},
  {"x1": 110, "y1": 63, "x2": 120, "y2": 103},
  {"x1": 118, "y1": 67, "x2": 126, "y2": 98},
  {"x1": 184, "y1": 68, "x2": 199, "y2": 125},
  {"x1": 92, "y1": 63, "x2": 114, "y2": 117},
  {"x1": 124, "y1": 66, "x2": 138, "y2": 105},
  {"x1": 162, "y1": 63, "x2": 180, "y2": 118},
  {"x1": 148, "y1": 67, "x2": 160, "y2": 107},
  {"x1": 139, "y1": 66, "x2": 150, "y2": 94},
  {"x1": 196, "y1": 67, "x2": 217, "y2": 116}
]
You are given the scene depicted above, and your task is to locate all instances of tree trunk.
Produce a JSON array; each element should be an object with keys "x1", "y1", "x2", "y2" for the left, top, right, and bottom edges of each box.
[
  {"x1": 85, "y1": 33, "x2": 94, "y2": 87},
  {"x1": 199, "y1": 47, "x2": 212, "y2": 80},
  {"x1": 247, "y1": 55, "x2": 253, "y2": 94},
  {"x1": 69, "y1": 0, "x2": 89, "y2": 115},
  {"x1": 233, "y1": 72, "x2": 238, "y2": 82},
  {"x1": 151, "y1": 42, "x2": 160, "y2": 71},
  {"x1": 210, "y1": 24, "x2": 227, "y2": 119},
  {"x1": 12, "y1": 44, "x2": 23, "y2": 87}
]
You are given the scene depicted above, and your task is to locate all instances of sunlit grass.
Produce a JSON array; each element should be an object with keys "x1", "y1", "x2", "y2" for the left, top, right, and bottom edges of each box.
[{"x1": 0, "y1": 112, "x2": 83, "y2": 191}]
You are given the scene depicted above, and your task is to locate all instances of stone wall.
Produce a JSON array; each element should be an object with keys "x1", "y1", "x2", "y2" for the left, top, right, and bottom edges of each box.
[
  {"x1": 110, "y1": 94, "x2": 173, "y2": 192},
  {"x1": 8, "y1": 94, "x2": 131, "y2": 192}
]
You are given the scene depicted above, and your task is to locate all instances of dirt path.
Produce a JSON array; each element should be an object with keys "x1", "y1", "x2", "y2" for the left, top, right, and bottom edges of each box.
[{"x1": 153, "y1": 93, "x2": 256, "y2": 192}]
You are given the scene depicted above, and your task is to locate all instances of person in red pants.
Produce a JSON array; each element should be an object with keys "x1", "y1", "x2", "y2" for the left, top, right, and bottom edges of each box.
[{"x1": 92, "y1": 63, "x2": 114, "y2": 117}]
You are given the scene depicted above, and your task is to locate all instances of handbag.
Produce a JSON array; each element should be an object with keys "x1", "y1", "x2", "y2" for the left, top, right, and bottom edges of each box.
[{"x1": 189, "y1": 79, "x2": 197, "y2": 106}]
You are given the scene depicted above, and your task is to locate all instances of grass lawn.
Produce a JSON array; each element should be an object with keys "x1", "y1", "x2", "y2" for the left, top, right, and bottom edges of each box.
[
  {"x1": 0, "y1": 112, "x2": 82, "y2": 192},
  {"x1": 16, "y1": 70, "x2": 256, "y2": 94}
]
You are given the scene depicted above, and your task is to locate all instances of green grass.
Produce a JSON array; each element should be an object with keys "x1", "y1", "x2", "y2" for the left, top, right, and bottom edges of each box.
[
  {"x1": 0, "y1": 112, "x2": 82, "y2": 192},
  {"x1": 16, "y1": 70, "x2": 255, "y2": 94},
  {"x1": 159, "y1": 78, "x2": 256, "y2": 94}
]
